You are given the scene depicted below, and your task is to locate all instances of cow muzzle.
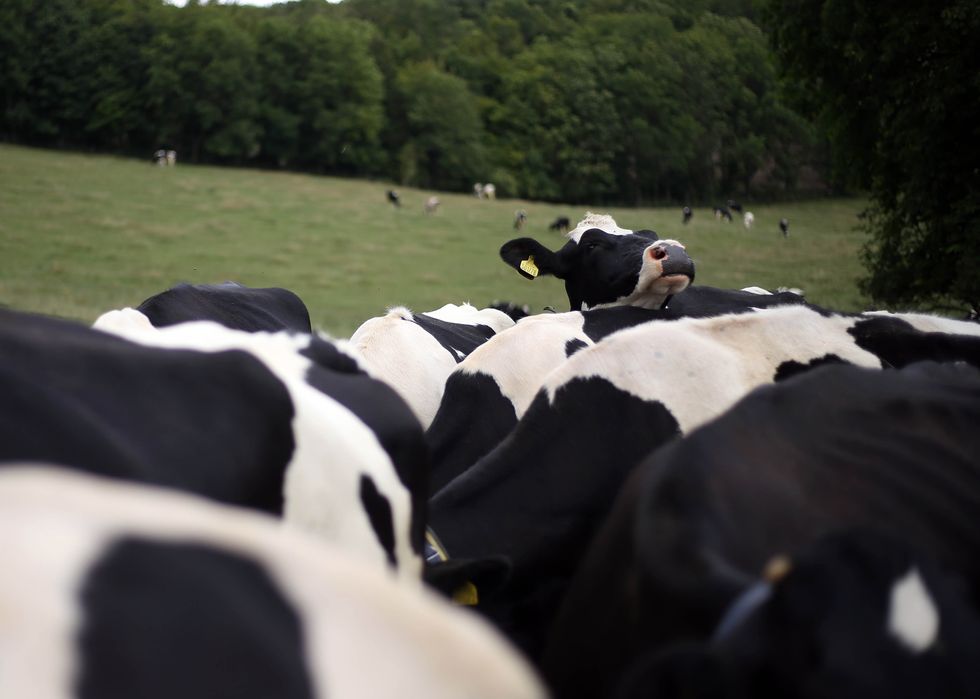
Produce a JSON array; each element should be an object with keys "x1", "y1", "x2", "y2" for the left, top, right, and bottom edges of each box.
[{"x1": 646, "y1": 240, "x2": 695, "y2": 292}]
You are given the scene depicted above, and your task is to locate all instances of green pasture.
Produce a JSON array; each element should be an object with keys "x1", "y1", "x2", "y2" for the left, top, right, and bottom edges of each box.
[{"x1": 0, "y1": 144, "x2": 870, "y2": 337}]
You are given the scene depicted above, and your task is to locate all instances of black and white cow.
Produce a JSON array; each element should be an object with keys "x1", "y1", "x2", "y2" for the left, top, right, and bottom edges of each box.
[
  {"x1": 0, "y1": 466, "x2": 546, "y2": 699},
  {"x1": 623, "y1": 529, "x2": 980, "y2": 699},
  {"x1": 349, "y1": 304, "x2": 515, "y2": 428},
  {"x1": 542, "y1": 362, "x2": 980, "y2": 698},
  {"x1": 427, "y1": 289, "x2": 811, "y2": 494},
  {"x1": 130, "y1": 281, "x2": 313, "y2": 333},
  {"x1": 499, "y1": 212, "x2": 695, "y2": 311},
  {"x1": 427, "y1": 307, "x2": 980, "y2": 658},
  {"x1": 1, "y1": 307, "x2": 428, "y2": 581}
]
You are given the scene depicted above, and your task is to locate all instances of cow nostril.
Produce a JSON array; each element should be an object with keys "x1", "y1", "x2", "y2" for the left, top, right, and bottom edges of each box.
[{"x1": 651, "y1": 247, "x2": 667, "y2": 260}]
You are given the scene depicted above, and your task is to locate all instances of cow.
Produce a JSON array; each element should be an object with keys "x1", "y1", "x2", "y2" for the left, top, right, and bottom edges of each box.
[
  {"x1": 426, "y1": 287, "x2": 813, "y2": 494},
  {"x1": 488, "y1": 300, "x2": 531, "y2": 322},
  {"x1": 0, "y1": 466, "x2": 546, "y2": 699},
  {"x1": 499, "y1": 212, "x2": 695, "y2": 312},
  {"x1": 514, "y1": 210, "x2": 527, "y2": 230},
  {"x1": 713, "y1": 207, "x2": 733, "y2": 222},
  {"x1": 107, "y1": 281, "x2": 313, "y2": 334},
  {"x1": 548, "y1": 216, "x2": 571, "y2": 233},
  {"x1": 483, "y1": 183, "x2": 496, "y2": 200},
  {"x1": 625, "y1": 529, "x2": 980, "y2": 699},
  {"x1": 682, "y1": 206, "x2": 692, "y2": 224},
  {"x1": 348, "y1": 303, "x2": 515, "y2": 428},
  {"x1": 153, "y1": 149, "x2": 166, "y2": 166},
  {"x1": 166, "y1": 149, "x2": 177, "y2": 166},
  {"x1": 542, "y1": 361, "x2": 980, "y2": 698},
  {"x1": 2, "y1": 307, "x2": 429, "y2": 582},
  {"x1": 727, "y1": 199, "x2": 743, "y2": 213},
  {"x1": 424, "y1": 196, "x2": 440, "y2": 214},
  {"x1": 426, "y1": 307, "x2": 980, "y2": 659},
  {"x1": 387, "y1": 189, "x2": 400, "y2": 207},
  {"x1": 780, "y1": 217, "x2": 790, "y2": 237},
  {"x1": 743, "y1": 211, "x2": 755, "y2": 228}
]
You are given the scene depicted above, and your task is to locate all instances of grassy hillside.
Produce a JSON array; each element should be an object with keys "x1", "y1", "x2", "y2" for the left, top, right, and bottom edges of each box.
[{"x1": 0, "y1": 144, "x2": 871, "y2": 337}]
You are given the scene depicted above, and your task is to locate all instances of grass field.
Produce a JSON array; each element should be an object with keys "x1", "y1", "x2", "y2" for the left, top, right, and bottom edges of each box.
[{"x1": 0, "y1": 144, "x2": 871, "y2": 337}]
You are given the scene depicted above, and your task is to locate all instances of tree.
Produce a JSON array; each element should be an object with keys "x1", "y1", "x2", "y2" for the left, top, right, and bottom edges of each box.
[{"x1": 762, "y1": 0, "x2": 980, "y2": 313}]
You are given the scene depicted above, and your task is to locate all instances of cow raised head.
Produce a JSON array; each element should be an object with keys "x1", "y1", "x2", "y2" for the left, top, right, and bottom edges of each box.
[{"x1": 499, "y1": 212, "x2": 695, "y2": 311}]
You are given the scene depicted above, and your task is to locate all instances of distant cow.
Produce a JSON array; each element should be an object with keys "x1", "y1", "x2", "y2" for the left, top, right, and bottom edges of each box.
[
  {"x1": 713, "y1": 207, "x2": 733, "y2": 222},
  {"x1": 387, "y1": 190, "x2": 401, "y2": 207},
  {"x1": 780, "y1": 217, "x2": 790, "y2": 237},
  {"x1": 349, "y1": 304, "x2": 515, "y2": 428},
  {"x1": 682, "y1": 206, "x2": 692, "y2": 225},
  {"x1": 0, "y1": 466, "x2": 545, "y2": 699},
  {"x1": 514, "y1": 210, "x2": 527, "y2": 230},
  {"x1": 727, "y1": 199, "x2": 743, "y2": 213},
  {"x1": 424, "y1": 196, "x2": 440, "y2": 214},
  {"x1": 5, "y1": 307, "x2": 429, "y2": 581},
  {"x1": 483, "y1": 183, "x2": 496, "y2": 200},
  {"x1": 153, "y1": 149, "x2": 167, "y2": 166},
  {"x1": 548, "y1": 216, "x2": 570, "y2": 233},
  {"x1": 499, "y1": 212, "x2": 694, "y2": 311},
  {"x1": 743, "y1": 211, "x2": 754, "y2": 228},
  {"x1": 543, "y1": 362, "x2": 980, "y2": 698},
  {"x1": 166, "y1": 150, "x2": 177, "y2": 166},
  {"x1": 110, "y1": 281, "x2": 313, "y2": 334}
]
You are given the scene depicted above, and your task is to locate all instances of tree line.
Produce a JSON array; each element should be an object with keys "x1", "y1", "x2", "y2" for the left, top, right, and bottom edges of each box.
[{"x1": 0, "y1": 0, "x2": 822, "y2": 205}]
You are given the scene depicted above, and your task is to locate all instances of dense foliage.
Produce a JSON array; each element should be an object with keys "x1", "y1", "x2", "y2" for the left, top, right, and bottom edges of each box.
[
  {"x1": 0, "y1": 0, "x2": 821, "y2": 204},
  {"x1": 762, "y1": 0, "x2": 980, "y2": 312}
]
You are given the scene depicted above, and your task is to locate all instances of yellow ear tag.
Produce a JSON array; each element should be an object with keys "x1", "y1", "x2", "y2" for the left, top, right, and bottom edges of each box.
[
  {"x1": 519, "y1": 256, "x2": 539, "y2": 278},
  {"x1": 452, "y1": 581, "x2": 479, "y2": 606}
]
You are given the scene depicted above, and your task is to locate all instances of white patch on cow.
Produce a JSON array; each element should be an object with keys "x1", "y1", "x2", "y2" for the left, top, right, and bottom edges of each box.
[
  {"x1": 459, "y1": 311, "x2": 590, "y2": 416},
  {"x1": 0, "y1": 467, "x2": 546, "y2": 699},
  {"x1": 888, "y1": 568, "x2": 939, "y2": 653},
  {"x1": 740, "y1": 286, "x2": 772, "y2": 295},
  {"x1": 541, "y1": 306, "x2": 883, "y2": 433},
  {"x1": 566, "y1": 212, "x2": 634, "y2": 243},
  {"x1": 90, "y1": 319, "x2": 420, "y2": 582},
  {"x1": 349, "y1": 305, "x2": 514, "y2": 427},
  {"x1": 862, "y1": 310, "x2": 980, "y2": 338},
  {"x1": 91, "y1": 307, "x2": 155, "y2": 333}
]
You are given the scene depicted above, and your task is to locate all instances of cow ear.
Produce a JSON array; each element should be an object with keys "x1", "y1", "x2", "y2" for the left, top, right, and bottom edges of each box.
[
  {"x1": 423, "y1": 555, "x2": 512, "y2": 604},
  {"x1": 500, "y1": 238, "x2": 568, "y2": 280}
]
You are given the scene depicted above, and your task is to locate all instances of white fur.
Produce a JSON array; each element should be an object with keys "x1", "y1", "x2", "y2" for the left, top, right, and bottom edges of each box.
[
  {"x1": 349, "y1": 305, "x2": 515, "y2": 428},
  {"x1": 888, "y1": 568, "x2": 939, "y2": 653},
  {"x1": 541, "y1": 306, "x2": 884, "y2": 433},
  {"x1": 89, "y1": 318, "x2": 419, "y2": 582},
  {"x1": 744, "y1": 211, "x2": 755, "y2": 228},
  {"x1": 588, "y1": 239, "x2": 691, "y2": 311},
  {"x1": 92, "y1": 307, "x2": 155, "y2": 333},
  {"x1": 459, "y1": 312, "x2": 591, "y2": 417},
  {"x1": 740, "y1": 286, "x2": 772, "y2": 296},
  {"x1": 566, "y1": 211, "x2": 634, "y2": 243},
  {"x1": 0, "y1": 466, "x2": 545, "y2": 699}
]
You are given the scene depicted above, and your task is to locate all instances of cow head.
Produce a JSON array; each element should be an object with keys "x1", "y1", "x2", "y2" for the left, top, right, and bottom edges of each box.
[{"x1": 499, "y1": 213, "x2": 694, "y2": 311}]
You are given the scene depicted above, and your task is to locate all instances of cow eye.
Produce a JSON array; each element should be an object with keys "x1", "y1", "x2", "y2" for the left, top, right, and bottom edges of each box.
[{"x1": 585, "y1": 241, "x2": 599, "y2": 251}]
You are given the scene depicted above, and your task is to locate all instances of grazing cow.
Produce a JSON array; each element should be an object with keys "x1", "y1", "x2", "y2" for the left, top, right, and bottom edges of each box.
[
  {"x1": 424, "y1": 196, "x2": 440, "y2": 214},
  {"x1": 2, "y1": 307, "x2": 429, "y2": 581},
  {"x1": 548, "y1": 216, "x2": 571, "y2": 233},
  {"x1": 483, "y1": 183, "x2": 496, "y2": 200},
  {"x1": 104, "y1": 282, "x2": 313, "y2": 334},
  {"x1": 682, "y1": 206, "x2": 692, "y2": 224},
  {"x1": 166, "y1": 149, "x2": 177, "y2": 166},
  {"x1": 349, "y1": 304, "x2": 515, "y2": 428},
  {"x1": 513, "y1": 210, "x2": 528, "y2": 230},
  {"x1": 542, "y1": 362, "x2": 980, "y2": 698},
  {"x1": 153, "y1": 149, "x2": 166, "y2": 166},
  {"x1": 427, "y1": 288, "x2": 812, "y2": 493},
  {"x1": 387, "y1": 189, "x2": 400, "y2": 207},
  {"x1": 727, "y1": 199, "x2": 743, "y2": 213},
  {"x1": 427, "y1": 307, "x2": 980, "y2": 659},
  {"x1": 499, "y1": 212, "x2": 695, "y2": 311},
  {"x1": 713, "y1": 207, "x2": 733, "y2": 222},
  {"x1": 780, "y1": 217, "x2": 790, "y2": 237},
  {"x1": 0, "y1": 466, "x2": 546, "y2": 699},
  {"x1": 743, "y1": 211, "x2": 754, "y2": 228}
]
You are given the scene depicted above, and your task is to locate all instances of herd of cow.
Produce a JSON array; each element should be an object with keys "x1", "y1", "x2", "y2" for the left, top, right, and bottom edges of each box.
[{"x1": 2, "y1": 212, "x2": 980, "y2": 698}]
